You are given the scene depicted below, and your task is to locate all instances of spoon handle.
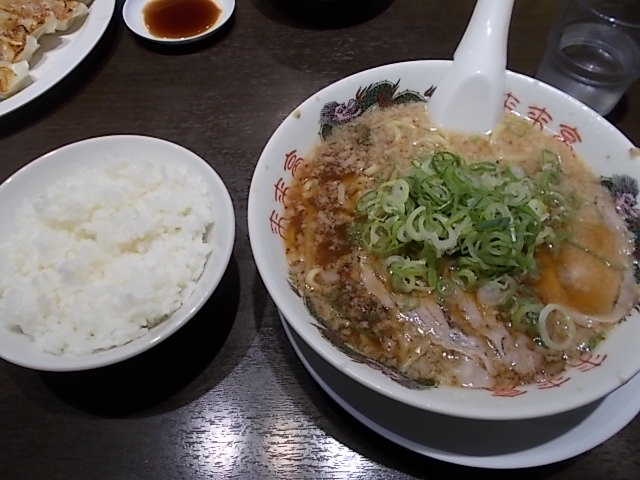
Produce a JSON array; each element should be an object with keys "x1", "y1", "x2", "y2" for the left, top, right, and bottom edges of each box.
[
  {"x1": 455, "y1": 0, "x2": 513, "y2": 65},
  {"x1": 428, "y1": 0, "x2": 515, "y2": 134}
]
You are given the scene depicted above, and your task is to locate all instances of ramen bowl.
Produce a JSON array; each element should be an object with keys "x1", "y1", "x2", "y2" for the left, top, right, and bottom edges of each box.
[{"x1": 248, "y1": 60, "x2": 640, "y2": 420}]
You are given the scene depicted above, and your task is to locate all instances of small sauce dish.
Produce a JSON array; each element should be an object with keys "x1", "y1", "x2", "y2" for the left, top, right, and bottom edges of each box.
[{"x1": 122, "y1": 0, "x2": 235, "y2": 44}]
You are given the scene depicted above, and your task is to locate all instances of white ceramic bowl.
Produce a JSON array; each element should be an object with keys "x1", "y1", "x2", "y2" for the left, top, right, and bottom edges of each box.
[
  {"x1": 0, "y1": 135, "x2": 235, "y2": 371},
  {"x1": 122, "y1": 0, "x2": 235, "y2": 44},
  {"x1": 248, "y1": 60, "x2": 640, "y2": 420}
]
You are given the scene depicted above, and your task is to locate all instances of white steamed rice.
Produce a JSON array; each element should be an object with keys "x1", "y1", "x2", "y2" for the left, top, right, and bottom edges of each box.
[{"x1": 0, "y1": 158, "x2": 215, "y2": 355}]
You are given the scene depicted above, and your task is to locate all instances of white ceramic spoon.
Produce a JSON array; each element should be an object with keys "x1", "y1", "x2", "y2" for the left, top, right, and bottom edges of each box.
[{"x1": 428, "y1": 0, "x2": 515, "y2": 134}]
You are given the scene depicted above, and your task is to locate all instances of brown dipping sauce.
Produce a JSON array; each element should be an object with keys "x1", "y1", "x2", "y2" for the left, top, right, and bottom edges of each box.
[{"x1": 143, "y1": 0, "x2": 222, "y2": 39}]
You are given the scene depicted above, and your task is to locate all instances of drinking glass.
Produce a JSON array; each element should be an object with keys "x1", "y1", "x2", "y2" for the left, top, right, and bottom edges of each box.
[{"x1": 535, "y1": 0, "x2": 640, "y2": 115}]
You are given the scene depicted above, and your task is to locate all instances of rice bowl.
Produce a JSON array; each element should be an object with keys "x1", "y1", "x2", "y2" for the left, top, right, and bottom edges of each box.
[{"x1": 0, "y1": 135, "x2": 235, "y2": 371}]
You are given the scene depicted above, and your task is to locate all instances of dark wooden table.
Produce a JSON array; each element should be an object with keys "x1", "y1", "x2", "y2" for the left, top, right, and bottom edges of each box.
[{"x1": 1, "y1": 1, "x2": 638, "y2": 478}]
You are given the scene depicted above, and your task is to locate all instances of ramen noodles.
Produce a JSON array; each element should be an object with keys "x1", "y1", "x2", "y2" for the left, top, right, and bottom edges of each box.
[{"x1": 283, "y1": 102, "x2": 638, "y2": 389}]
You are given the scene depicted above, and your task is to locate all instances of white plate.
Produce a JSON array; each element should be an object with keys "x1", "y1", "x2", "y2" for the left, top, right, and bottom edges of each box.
[
  {"x1": 279, "y1": 311, "x2": 640, "y2": 469},
  {"x1": 0, "y1": 0, "x2": 116, "y2": 118},
  {"x1": 122, "y1": 0, "x2": 235, "y2": 44}
]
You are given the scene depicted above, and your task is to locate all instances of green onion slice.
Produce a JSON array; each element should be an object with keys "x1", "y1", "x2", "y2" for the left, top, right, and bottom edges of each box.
[{"x1": 354, "y1": 150, "x2": 569, "y2": 293}]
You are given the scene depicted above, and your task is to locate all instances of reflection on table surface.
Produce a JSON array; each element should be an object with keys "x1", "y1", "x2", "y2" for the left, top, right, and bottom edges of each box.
[{"x1": 1, "y1": 1, "x2": 638, "y2": 478}]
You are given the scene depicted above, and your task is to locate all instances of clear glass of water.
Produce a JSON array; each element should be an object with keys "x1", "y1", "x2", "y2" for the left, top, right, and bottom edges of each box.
[{"x1": 535, "y1": 0, "x2": 640, "y2": 115}]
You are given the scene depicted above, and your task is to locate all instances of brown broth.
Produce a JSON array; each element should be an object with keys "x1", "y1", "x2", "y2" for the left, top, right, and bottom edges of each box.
[
  {"x1": 283, "y1": 102, "x2": 635, "y2": 389},
  {"x1": 143, "y1": 0, "x2": 221, "y2": 39}
]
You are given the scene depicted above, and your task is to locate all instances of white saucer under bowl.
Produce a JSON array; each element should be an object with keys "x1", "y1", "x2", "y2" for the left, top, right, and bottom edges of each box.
[{"x1": 279, "y1": 311, "x2": 640, "y2": 469}]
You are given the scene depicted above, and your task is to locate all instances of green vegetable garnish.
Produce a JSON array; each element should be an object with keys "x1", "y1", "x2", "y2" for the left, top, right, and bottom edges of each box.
[{"x1": 354, "y1": 150, "x2": 570, "y2": 293}]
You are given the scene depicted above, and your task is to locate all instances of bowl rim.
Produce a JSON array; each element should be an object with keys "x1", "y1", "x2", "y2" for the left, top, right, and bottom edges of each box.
[
  {"x1": 0, "y1": 134, "x2": 236, "y2": 372},
  {"x1": 248, "y1": 59, "x2": 640, "y2": 420}
]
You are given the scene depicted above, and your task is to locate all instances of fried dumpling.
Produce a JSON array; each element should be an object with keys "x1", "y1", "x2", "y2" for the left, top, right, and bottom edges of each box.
[
  {"x1": 0, "y1": 0, "x2": 88, "y2": 33},
  {"x1": 47, "y1": 0, "x2": 90, "y2": 32},
  {"x1": 0, "y1": 34, "x2": 39, "y2": 64},
  {"x1": 0, "y1": 5, "x2": 57, "y2": 39},
  {"x1": 0, "y1": 8, "x2": 53, "y2": 63},
  {"x1": 0, "y1": 59, "x2": 29, "y2": 99},
  {"x1": 0, "y1": 0, "x2": 92, "y2": 101}
]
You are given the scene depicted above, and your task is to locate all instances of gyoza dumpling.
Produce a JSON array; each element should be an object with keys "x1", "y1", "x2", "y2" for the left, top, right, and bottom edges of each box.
[
  {"x1": 0, "y1": 10, "x2": 44, "y2": 63},
  {"x1": 0, "y1": 2, "x2": 58, "y2": 63},
  {"x1": 0, "y1": 5, "x2": 56, "y2": 39},
  {"x1": 52, "y1": 0, "x2": 89, "y2": 31},
  {"x1": 0, "y1": 60, "x2": 29, "y2": 99},
  {"x1": 0, "y1": 1, "x2": 89, "y2": 32},
  {"x1": 0, "y1": 0, "x2": 92, "y2": 101},
  {"x1": 40, "y1": 0, "x2": 89, "y2": 32},
  {"x1": 0, "y1": 34, "x2": 39, "y2": 64}
]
